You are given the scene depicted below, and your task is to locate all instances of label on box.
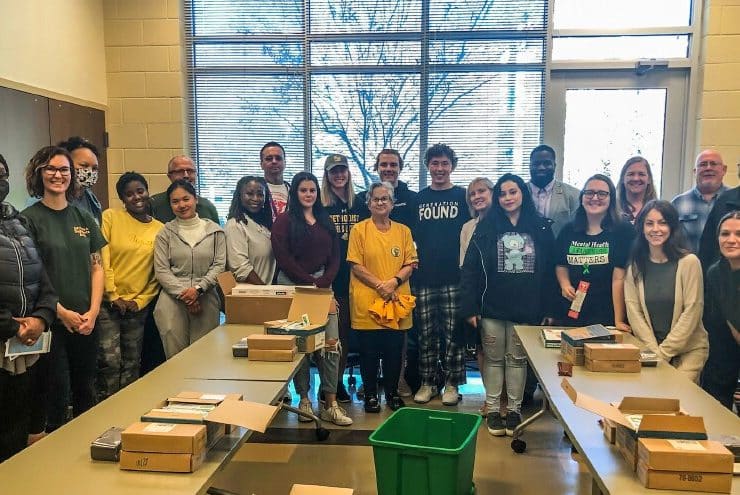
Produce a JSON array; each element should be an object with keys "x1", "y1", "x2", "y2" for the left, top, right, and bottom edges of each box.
[
  {"x1": 667, "y1": 439, "x2": 706, "y2": 451},
  {"x1": 200, "y1": 394, "x2": 226, "y2": 401},
  {"x1": 143, "y1": 423, "x2": 176, "y2": 433}
]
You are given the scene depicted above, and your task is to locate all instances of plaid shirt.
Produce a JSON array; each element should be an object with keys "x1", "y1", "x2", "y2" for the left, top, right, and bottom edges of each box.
[{"x1": 671, "y1": 185, "x2": 728, "y2": 252}]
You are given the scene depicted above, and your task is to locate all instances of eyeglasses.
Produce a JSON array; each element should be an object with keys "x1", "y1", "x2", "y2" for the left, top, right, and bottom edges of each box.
[
  {"x1": 583, "y1": 190, "x2": 610, "y2": 199},
  {"x1": 169, "y1": 168, "x2": 196, "y2": 177},
  {"x1": 371, "y1": 196, "x2": 392, "y2": 204},
  {"x1": 39, "y1": 165, "x2": 72, "y2": 176},
  {"x1": 697, "y1": 160, "x2": 723, "y2": 168}
]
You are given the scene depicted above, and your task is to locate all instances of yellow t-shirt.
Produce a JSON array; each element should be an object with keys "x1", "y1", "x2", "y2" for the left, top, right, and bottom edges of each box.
[{"x1": 347, "y1": 219, "x2": 418, "y2": 330}]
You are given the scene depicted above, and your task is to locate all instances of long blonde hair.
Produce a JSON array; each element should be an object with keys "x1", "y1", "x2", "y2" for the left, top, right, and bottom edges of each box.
[{"x1": 321, "y1": 168, "x2": 356, "y2": 208}]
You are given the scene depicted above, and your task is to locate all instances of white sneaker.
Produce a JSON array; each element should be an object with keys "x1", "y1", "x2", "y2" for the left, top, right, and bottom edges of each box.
[
  {"x1": 442, "y1": 384, "x2": 461, "y2": 406},
  {"x1": 297, "y1": 399, "x2": 314, "y2": 422},
  {"x1": 320, "y1": 401, "x2": 353, "y2": 426},
  {"x1": 397, "y1": 376, "x2": 413, "y2": 397},
  {"x1": 413, "y1": 385, "x2": 438, "y2": 404}
]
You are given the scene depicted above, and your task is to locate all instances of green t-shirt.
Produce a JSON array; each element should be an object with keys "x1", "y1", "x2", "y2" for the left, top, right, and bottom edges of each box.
[
  {"x1": 22, "y1": 202, "x2": 107, "y2": 314},
  {"x1": 149, "y1": 191, "x2": 221, "y2": 225}
]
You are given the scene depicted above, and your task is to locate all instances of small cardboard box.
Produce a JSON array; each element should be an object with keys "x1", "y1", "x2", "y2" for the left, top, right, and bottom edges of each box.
[
  {"x1": 561, "y1": 340, "x2": 584, "y2": 365},
  {"x1": 290, "y1": 485, "x2": 354, "y2": 495},
  {"x1": 248, "y1": 347, "x2": 297, "y2": 362},
  {"x1": 140, "y1": 406, "x2": 226, "y2": 448},
  {"x1": 637, "y1": 461, "x2": 733, "y2": 493},
  {"x1": 638, "y1": 438, "x2": 734, "y2": 473},
  {"x1": 247, "y1": 334, "x2": 296, "y2": 350},
  {"x1": 584, "y1": 343, "x2": 640, "y2": 361},
  {"x1": 584, "y1": 357, "x2": 640, "y2": 373},
  {"x1": 121, "y1": 422, "x2": 207, "y2": 454},
  {"x1": 264, "y1": 287, "x2": 333, "y2": 353},
  {"x1": 120, "y1": 450, "x2": 205, "y2": 473},
  {"x1": 602, "y1": 418, "x2": 617, "y2": 444},
  {"x1": 217, "y1": 272, "x2": 293, "y2": 324}
]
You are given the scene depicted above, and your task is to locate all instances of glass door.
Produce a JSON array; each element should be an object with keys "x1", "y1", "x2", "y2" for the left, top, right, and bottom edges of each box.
[{"x1": 545, "y1": 70, "x2": 689, "y2": 198}]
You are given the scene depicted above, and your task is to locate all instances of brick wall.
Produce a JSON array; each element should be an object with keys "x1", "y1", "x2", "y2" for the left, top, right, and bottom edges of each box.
[
  {"x1": 698, "y1": 0, "x2": 740, "y2": 186},
  {"x1": 103, "y1": 0, "x2": 184, "y2": 205}
]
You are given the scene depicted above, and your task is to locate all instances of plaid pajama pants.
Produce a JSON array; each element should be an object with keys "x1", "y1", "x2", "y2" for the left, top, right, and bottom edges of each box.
[{"x1": 414, "y1": 284, "x2": 467, "y2": 386}]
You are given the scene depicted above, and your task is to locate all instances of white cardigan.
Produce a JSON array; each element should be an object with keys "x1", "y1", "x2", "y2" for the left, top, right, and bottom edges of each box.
[{"x1": 624, "y1": 254, "x2": 708, "y2": 361}]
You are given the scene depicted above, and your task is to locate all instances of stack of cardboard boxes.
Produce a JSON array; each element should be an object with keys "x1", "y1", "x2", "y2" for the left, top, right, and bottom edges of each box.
[
  {"x1": 560, "y1": 325, "x2": 623, "y2": 366},
  {"x1": 246, "y1": 334, "x2": 297, "y2": 361},
  {"x1": 120, "y1": 422, "x2": 207, "y2": 473}
]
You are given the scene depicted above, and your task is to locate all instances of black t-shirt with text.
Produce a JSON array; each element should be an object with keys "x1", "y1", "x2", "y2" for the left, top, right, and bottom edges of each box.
[{"x1": 326, "y1": 198, "x2": 361, "y2": 296}]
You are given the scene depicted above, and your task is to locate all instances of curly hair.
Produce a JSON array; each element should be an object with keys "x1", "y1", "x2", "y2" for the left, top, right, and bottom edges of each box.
[
  {"x1": 424, "y1": 143, "x2": 458, "y2": 170},
  {"x1": 25, "y1": 146, "x2": 77, "y2": 200},
  {"x1": 57, "y1": 136, "x2": 100, "y2": 159},
  {"x1": 227, "y1": 175, "x2": 273, "y2": 229}
]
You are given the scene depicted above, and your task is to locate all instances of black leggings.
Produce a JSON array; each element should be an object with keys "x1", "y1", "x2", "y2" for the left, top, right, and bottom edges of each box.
[{"x1": 357, "y1": 330, "x2": 404, "y2": 399}]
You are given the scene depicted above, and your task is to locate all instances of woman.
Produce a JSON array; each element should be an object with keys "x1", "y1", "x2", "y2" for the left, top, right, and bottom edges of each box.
[
  {"x1": 617, "y1": 156, "x2": 657, "y2": 224},
  {"x1": 58, "y1": 137, "x2": 103, "y2": 225},
  {"x1": 97, "y1": 173, "x2": 163, "y2": 400},
  {"x1": 555, "y1": 174, "x2": 634, "y2": 330},
  {"x1": 461, "y1": 174, "x2": 555, "y2": 437},
  {"x1": 321, "y1": 154, "x2": 360, "y2": 403},
  {"x1": 0, "y1": 154, "x2": 57, "y2": 461},
  {"x1": 22, "y1": 146, "x2": 107, "y2": 432},
  {"x1": 225, "y1": 176, "x2": 276, "y2": 285},
  {"x1": 271, "y1": 172, "x2": 352, "y2": 426},
  {"x1": 153, "y1": 179, "x2": 225, "y2": 358},
  {"x1": 701, "y1": 211, "x2": 740, "y2": 407},
  {"x1": 347, "y1": 182, "x2": 417, "y2": 413},
  {"x1": 625, "y1": 200, "x2": 708, "y2": 383}
]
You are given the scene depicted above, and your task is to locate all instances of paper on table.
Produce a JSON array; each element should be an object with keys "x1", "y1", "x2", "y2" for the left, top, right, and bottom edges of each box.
[
  {"x1": 4, "y1": 331, "x2": 52, "y2": 359},
  {"x1": 206, "y1": 400, "x2": 278, "y2": 433}
]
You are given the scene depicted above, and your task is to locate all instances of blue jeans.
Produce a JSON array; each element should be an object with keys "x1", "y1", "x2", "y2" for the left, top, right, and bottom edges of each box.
[{"x1": 480, "y1": 318, "x2": 527, "y2": 413}]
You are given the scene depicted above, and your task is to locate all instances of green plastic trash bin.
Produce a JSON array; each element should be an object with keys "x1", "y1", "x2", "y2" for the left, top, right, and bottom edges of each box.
[{"x1": 368, "y1": 407, "x2": 482, "y2": 495}]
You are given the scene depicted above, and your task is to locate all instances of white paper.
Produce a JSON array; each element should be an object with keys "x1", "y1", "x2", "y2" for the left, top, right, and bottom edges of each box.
[
  {"x1": 667, "y1": 439, "x2": 706, "y2": 451},
  {"x1": 143, "y1": 423, "x2": 176, "y2": 433},
  {"x1": 200, "y1": 394, "x2": 226, "y2": 401}
]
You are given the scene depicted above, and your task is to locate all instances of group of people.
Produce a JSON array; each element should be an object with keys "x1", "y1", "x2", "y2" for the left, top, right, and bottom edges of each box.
[{"x1": 0, "y1": 138, "x2": 737, "y2": 462}]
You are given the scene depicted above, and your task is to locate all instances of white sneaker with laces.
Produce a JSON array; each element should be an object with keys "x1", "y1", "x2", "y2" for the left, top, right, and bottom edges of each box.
[
  {"x1": 442, "y1": 384, "x2": 461, "y2": 406},
  {"x1": 413, "y1": 385, "x2": 438, "y2": 404},
  {"x1": 320, "y1": 401, "x2": 353, "y2": 426},
  {"x1": 297, "y1": 399, "x2": 314, "y2": 422}
]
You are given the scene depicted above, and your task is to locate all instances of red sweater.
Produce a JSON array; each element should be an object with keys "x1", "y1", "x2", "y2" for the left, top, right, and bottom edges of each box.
[{"x1": 271, "y1": 213, "x2": 340, "y2": 288}]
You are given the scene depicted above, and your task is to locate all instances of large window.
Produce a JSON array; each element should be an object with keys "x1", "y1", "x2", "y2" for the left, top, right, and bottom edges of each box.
[{"x1": 185, "y1": 0, "x2": 548, "y2": 218}]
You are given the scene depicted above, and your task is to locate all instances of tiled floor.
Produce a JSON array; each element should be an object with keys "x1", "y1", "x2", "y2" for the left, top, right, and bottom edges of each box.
[{"x1": 211, "y1": 370, "x2": 594, "y2": 494}]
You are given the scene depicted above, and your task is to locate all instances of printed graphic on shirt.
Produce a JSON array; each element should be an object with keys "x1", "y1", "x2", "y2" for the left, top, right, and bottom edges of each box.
[
  {"x1": 566, "y1": 241, "x2": 609, "y2": 275},
  {"x1": 391, "y1": 246, "x2": 401, "y2": 257},
  {"x1": 329, "y1": 211, "x2": 360, "y2": 241},
  {"x1": 417, "y1": 201, "x2": 461, "y2": 221},
  {"x1": 74, "y1": 225, "x2": 90, "y2": 237},
  {"x1": 267, "y1": 183, "x2": 289, "y2": 219},
  {"x1": 497, "y1": 232, "x2": 535, "y2": 273}
]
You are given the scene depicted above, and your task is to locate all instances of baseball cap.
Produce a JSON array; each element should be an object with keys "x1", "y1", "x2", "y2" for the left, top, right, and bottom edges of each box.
[{"x1": 324, "y1": 153, "x2": 349, "y2": 171}]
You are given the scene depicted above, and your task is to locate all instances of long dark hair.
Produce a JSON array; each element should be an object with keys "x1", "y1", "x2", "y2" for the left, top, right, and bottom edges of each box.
[
  {"x1": 490, "y1": 173, "x2": 540, "y2": 229},
  {"x1": 617, "y1": 156, "x2": 657, "y2": 221},
  {"x1": 227, "y1": 176, "x2": 273, "y2": 229},
  {"x1": 630, "y1": 200, "x2": 690, "y2": 282},
  {"x1": 571, "y1": 174, "x2": 621, "y2": 233},
  {"x1": 715, "y1": 211, "x2": 740, "y2": 322},
  {"x1": 287, "y1": 172, "x2": 336, "y2": 248}
]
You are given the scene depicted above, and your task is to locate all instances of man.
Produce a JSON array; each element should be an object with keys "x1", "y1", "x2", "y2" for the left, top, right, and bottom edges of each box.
[
  {"x1": 413, "y1": 143, "x2": 471, "y2": 406},
  {"x1": 699, "y1": 159, "x2": 739, "y2": 269},
  {"x1": 672, "y1": 149, "x2": 728, "y2": 252},
  {"x1": 527, "y1": 145, "x2": 580, "y2": 237},
  {"x1": 149, "y1": 155, "x2": 220, "y2": 224},
  {"x1": 357, "y1": 149, "x2": 417, "y2": 228},
  {"x1": 260, "y1": 142, "x2": 290, "y2": 220}
]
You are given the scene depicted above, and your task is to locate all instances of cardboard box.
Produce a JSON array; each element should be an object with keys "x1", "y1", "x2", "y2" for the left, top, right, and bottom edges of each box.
[
  {"x1": 247, "y1": 334, "x2": 296, "y2": 350},
  {"x1": 638, "y1": 438, "x2": 734, "y2": 473},
  {"x1": 140, "y1": 406, "x2": 226, "y2": 448},
  {"x1": 120, "y1": 450, "x2": 205, "y2": 473},
  {"x1": 602, "y1": 418, "x2": 617, "y2": 444},
  {"x1": 561, "y1": 340, "x2": 584, "y2": 365},
  {"x1": 290, "y1": 485, "x2": 354, "y2": 495},
  {"x1": 584, "y1": 343, "x2": 640, "y2": 361},
  {"x1": 561, "y1": 325, "x2": 624, "y2": 347},
  {"x1": 232, "y1": 284, "x2": 300, "y2": 296},
  {"x1": 637, "y1": 461, "x2": 733, "y2": 493},
  {"x1": 121, "y1": 422, "x2": 207, "y2": 454},
  {"x1": 264, "y1": 287, "x2": 333, "y2": 353},
  {"x1": 248, "y1": 347, "x2": 297, "y2": 362},
  {"x1": 584, "y1": 357, "x2": 640, "y2": 373},
  {"x1": 217, "y1": 272, "x2": 293, "y2": 324}
]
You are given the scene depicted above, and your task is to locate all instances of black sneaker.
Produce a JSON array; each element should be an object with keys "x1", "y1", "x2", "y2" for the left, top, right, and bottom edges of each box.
[
  {"x1": 486, "y1": 412, "x2": 505, "y2": 436},
  {"x1": 336, "y1": 383, "x2": 351, "y2": 403},
  {"x1": 505, "y1": 411, "x2": 521, "y2": 437},
  {"x1": 364, "y1": 395, "x2": 381, "y2": 413}
]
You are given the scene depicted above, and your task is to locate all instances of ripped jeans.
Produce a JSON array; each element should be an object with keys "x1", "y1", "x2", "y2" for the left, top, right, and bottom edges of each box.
[
  {"x1": 276, "y1": 271, "x2": 340, "y2": 397},
  {"x1": 480, "y1": 318, "x2": 527, "y2": 413}
]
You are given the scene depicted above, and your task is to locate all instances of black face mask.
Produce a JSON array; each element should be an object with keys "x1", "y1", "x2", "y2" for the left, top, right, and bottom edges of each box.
[{"x1": 0, "y1": 180, "x2": 9, "y2": 203}]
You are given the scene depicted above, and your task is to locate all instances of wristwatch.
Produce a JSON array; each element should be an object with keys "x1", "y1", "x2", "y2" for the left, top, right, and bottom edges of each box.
[
  {"x1": 394, "y1": 276, "x2": 403, "y2": 286},
  {"x1": 196, "y1": 286, "x2": 205, "y2": 295}
]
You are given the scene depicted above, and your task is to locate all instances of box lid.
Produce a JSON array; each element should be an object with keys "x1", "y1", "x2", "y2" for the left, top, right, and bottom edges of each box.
[
  {"x1": 167, "y1": 391, "x2": 243, "y2": 405},
  {"x1": 287, "y1": 287, "x2": 333, "y2": 325},
  {"x1": 164, "y1": 391, "x2": 278, "y2": 433},
  {"x1": 217, "y1": 271, "x2": 237, "y2": 296}
]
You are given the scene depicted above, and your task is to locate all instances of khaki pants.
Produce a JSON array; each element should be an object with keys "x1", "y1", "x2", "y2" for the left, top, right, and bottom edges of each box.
[
  {"x1": 154, "y1": 290, "x2": 221, "y2": 359},
  {"x1": 670, "y1": 347, "x2": 708, "y2": 384}
]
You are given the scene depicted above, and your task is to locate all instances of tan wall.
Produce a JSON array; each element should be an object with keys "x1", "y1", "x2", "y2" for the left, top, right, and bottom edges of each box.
[
  {"x1": 0, "y1": 0, "x2": 107, "y2": 107},
  {"x1": 697, "y1": 0, "x2": 740, "y2": 186},
  {"x1": 103, "y1": 0, "x2": 184, "y2": 206}
]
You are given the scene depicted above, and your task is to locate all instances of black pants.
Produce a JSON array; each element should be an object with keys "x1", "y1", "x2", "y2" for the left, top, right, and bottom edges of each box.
[
  {"x1": 0, "y1": 365, "x2": 35, "y2": 462},
  {"x1": 357, "y1": 330, "x2": 404, "y2": 399},
  {"x1": 46, "y1": 324, "x2": 99, "y2": 432},
  {"x1": 702, "y1": 362, "x2": 740, "y2": 410},
  {"x1": 140, "y1": 294, "x2": 166, "y2": 375}
]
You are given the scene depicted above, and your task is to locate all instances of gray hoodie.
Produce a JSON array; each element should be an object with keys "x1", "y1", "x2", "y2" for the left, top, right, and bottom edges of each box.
[{"x1": 154, "y1": 218, "x2": 226, "y2": 298}]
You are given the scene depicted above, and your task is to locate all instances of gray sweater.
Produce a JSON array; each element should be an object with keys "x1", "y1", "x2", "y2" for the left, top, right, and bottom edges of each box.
[{"x1": 154, "y1": 218, "x2": 226, "y2": 298}]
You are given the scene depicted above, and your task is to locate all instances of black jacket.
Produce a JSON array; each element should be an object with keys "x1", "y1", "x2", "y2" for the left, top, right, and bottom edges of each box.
[
  {"x1": 0, "y1": 203, "x2": 57, "y2": 341},
  {"x1": 460, "y1": 213, "x2": 557, "y2": 324},
  {"x1": 699, "y1": 186, "x2": 739, "y2": 270},
  {"x1": 357, "y1": 180, "x2": 418, "y2": 229}
]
